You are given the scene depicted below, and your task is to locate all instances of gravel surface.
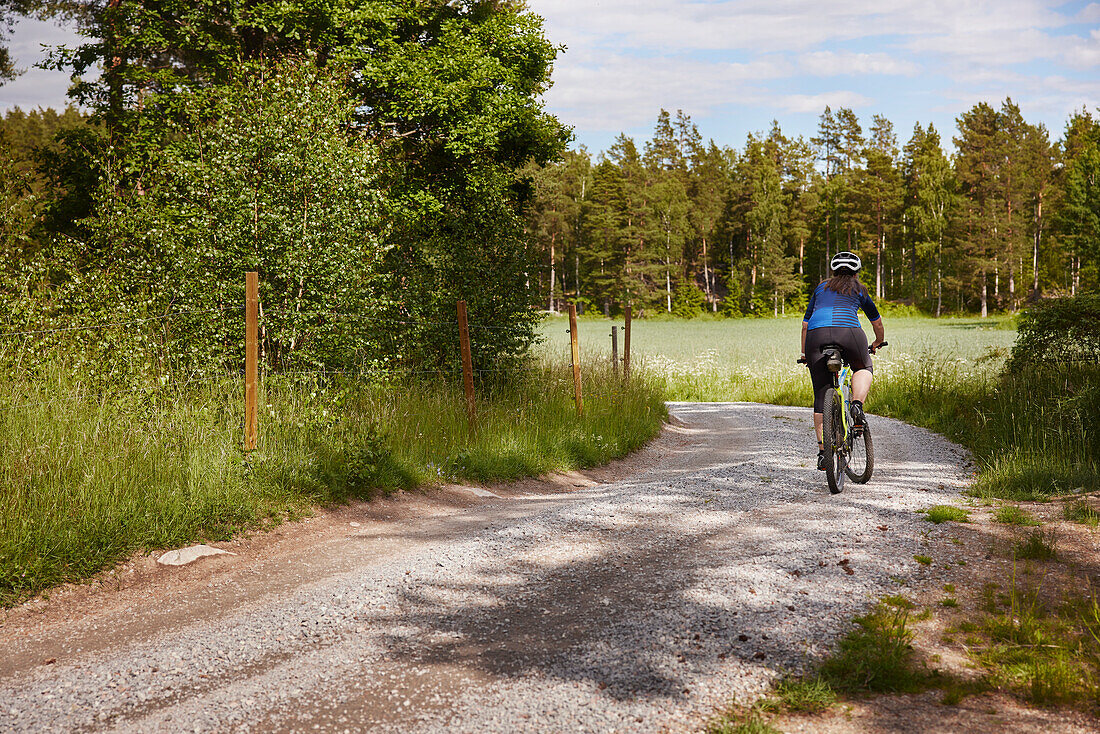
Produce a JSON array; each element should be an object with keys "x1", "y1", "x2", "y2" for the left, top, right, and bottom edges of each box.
[{"x1": 0, "y1": 403, "x2": 972, "y2": 733}]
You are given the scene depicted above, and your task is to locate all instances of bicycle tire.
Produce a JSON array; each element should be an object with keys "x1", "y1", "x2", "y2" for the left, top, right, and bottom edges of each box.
[
  {"x1": 845, "y1": 420, "x2": 874, "y2": 484},
  {"x1": 821, "y1": 387, "x2": 846, "y2": 494}
]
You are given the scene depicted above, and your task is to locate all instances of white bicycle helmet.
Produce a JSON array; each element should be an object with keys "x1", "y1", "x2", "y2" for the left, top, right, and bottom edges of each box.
[{"x1": 830, "y1": 251, "x2": 862, "y2": 273}]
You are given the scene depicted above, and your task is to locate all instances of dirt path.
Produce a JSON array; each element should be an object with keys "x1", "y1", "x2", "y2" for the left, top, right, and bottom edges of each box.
[{"x1": 2, "y1": 403, "x2": 979, "y2": 732}]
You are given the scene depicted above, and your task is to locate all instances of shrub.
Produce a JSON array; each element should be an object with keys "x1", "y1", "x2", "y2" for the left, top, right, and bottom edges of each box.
[
  {"x1": 2, "y1": 60, "x2": 387, "y2": 380},
  {"x1": 672, "y1": 282, "x2": 707, "y2": 317},
  {"x1": 1008, "y1": 294, "x2": 1100, "y2": 370}
]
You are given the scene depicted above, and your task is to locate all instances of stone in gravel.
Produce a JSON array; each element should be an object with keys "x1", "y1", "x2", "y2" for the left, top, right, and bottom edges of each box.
[{"x1": 156, "y1": 545, "x2": 235, "y2": 567}]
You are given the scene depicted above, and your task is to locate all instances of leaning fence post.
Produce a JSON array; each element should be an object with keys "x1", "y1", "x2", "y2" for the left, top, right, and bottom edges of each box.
[
  {"x1": 245, "y1": 271, "x2": 259, "y2": 451},
  {"x1": 568, "y1": 304, "x2": 583, "y2": 416},
  {"x1": 611, "y1": 325, "x2": 619, "y2": 377},
  {"x1": 457, "y1": 300, "x2": 476, "y2": 428},
  {"x1": 623, "y1": 305, "x2": 632, "y2": 381}
]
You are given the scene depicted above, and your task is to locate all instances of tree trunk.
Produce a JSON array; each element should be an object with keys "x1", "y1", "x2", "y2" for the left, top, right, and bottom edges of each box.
[
  {"x1": 549, "y1": 235, "x2": 557, "y2": 312},
  {"x1": 1032, "y1": 193, "x2": 1042, "y2": 295},
  {"x1": 936, "y1": 233, "x2": 943, "y2": 318},
  {"x1": 981, "y1": 272, "x2": 988, "y2": 318},
  {"x1": 876, "y1": 230, "x2": 884, "y2": 299},
  {"x1": 575, "y1": 254, "x2": 580, "y2": 302},
  {"x1": 665, "y1": 255, "x2": 672, "y2": 313},
  {"x1": 1008, "y1": 262, "x2": 1015, "y2": 311}
]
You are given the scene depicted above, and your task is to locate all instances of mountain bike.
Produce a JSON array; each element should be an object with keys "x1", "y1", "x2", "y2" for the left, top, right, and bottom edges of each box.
[{"x1": 799, "y1": 341, "x2": 887, "y2": 494}]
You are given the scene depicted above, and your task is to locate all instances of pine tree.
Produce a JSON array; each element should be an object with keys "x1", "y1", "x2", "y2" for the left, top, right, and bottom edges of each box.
[
  {"x1": 902, "y1": 124, "x2": 956, "y2": 315},
  {"x1": 855, "y1": 115, "x2": 903, "y2": 299},
  {"x1": 1057, "y1": 111, "x2": 1100, "y2": 294}
]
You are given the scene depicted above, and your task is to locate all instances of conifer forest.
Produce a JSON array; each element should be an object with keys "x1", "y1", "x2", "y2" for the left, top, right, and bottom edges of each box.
[{"x1": 523, "y1": 104, "x2": 1100, "y2": 318}]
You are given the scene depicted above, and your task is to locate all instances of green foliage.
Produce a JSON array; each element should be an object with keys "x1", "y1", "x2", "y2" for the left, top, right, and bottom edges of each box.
[
  {"x1": 6, "y1": 60, "x2": 386, "y2": 378},
  {"x1": 920, "y1": 505, "x2": 970, "y2": 524},
  {"x1": 914, "y1": 554, "x2": 933, "y2": 565},
  {"x1": 671, "y1": 282, "x2": 707, "y2": 317},
  {"x1": 719, "y1": 269, "x2": 745, "y2": 317},
  {"x1": 993, "y1": 505, "x2": 1040, "y2": 526},
  {"x1": 1014, "y1": 529, "x2": 1058, "y2": 561},
  {"x1": 30, "y1": 0, "x2": 569, "y2": 375},
  {"x1": 1008, "y1": 293, "x2": 1100, "y2": 370}
]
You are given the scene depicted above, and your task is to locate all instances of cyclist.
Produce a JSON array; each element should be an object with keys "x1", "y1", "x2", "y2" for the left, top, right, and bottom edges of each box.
[{"x1": 800, "y1": 252, "x2": 886, "y2": 471}]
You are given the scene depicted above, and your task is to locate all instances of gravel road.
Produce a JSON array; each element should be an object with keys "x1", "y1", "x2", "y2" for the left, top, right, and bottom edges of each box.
[{"x1": 0, "y1": 403, "x2": 972, "y2": 733}]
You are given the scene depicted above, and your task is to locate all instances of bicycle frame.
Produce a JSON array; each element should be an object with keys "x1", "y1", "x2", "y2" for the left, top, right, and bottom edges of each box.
[{"x1": 833, "y1": 364, "x2": 852, "y2": 443}]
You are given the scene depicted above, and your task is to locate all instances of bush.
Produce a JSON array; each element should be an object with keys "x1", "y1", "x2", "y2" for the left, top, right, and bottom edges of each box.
[
  {"x1": 1008, "y1": 294, "x2": 1100, "y2": 370},
  {"x1": 1, "y1": 60, "x2": 387, "y2": 380},
  {"x1": 672, "y1": 282, "x2": 707, "y2": 317}
]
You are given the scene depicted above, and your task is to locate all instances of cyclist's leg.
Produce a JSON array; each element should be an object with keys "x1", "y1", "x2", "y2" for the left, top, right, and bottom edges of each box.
[
  {"x1": 852, "y1": 368, "x2": 872, "y2": 403},
  {"x1": 840, "y1": 327, "x2": 873, "y2": 404},
  {"x1": 804, "y1": 327, "x2": 834, "y2": 461}
]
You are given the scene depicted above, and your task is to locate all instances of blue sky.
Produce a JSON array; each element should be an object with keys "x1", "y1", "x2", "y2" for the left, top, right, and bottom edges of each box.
[
  {"x1": 3, "y1": 2, "x2": 1099, "y2": 156},
  {"x1": 527, "y1": 0, "x2": 1100, "y2": 154}
]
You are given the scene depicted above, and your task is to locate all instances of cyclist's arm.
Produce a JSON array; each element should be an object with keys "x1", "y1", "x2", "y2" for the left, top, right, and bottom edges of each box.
[
  {"x1": 870, "y1": 318, "x2": 885, "y2": 351},
  {"x1": 801, "y1": 286, "x2": 818, "y2": 357}
]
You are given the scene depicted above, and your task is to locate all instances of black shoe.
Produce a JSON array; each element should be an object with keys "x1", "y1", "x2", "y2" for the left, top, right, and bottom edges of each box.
[
  {"x1": 817, "y1": 450, "x2": 827, "y2": 471},
  {"x1": 850, "y1": 400, "x2": 866, "y2": 432}
]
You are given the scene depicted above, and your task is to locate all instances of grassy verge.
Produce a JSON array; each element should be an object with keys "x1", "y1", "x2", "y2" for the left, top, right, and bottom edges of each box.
[
  {"x1": 709, "y1": 597, "x2": 944, "y2": 732},
  {"x1": 872, "y1": 357, "x2": 1099, "y2": 501},
  {"x1": 0, "y1": 359, "x2": 666, "y2": 605}
]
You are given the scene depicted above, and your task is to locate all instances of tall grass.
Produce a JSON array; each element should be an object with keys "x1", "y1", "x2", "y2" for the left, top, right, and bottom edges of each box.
[
  {"x1": 872, "y1": 356, "x2": 1099, "y2": 500},
  {"x1": 0, "y1": 360, "x2": 666, "y2": 604}
]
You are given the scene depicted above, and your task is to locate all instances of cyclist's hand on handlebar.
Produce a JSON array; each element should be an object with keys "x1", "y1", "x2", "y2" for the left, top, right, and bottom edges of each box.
[
  {"x1": 869, "y1": 340, "x2": 888, "y2": 354},
  {"x1": 796, "y1": 352, "x2": 807, "y2": 365}
]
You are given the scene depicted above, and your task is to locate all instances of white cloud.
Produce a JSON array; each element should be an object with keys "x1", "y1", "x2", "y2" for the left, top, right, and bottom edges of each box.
[
  {"x1": 527, "y1": 0, "x2": 1100, "y2": 143},
  {"x1": 530, "y1": 0, "x2": 1069, "y2": 55},
  {"x1": 1063, "y1": 29, "x2": 1100, "y2": 68},
  {"x1": 1077, "y1": 3, "x2": 1100, "y2": 23},
  {"x1": 545, "y1": 52, "x2": 787, "y2": 130},
  {"x1": 0, "y1": 18, "x2": 84, "y2": 112},
  {"x1": 779, "y1": 91, "x2": 873, "y2": 114},
  {"x1": 798, "y1": 51, "x2": 918, "y2": 77}
]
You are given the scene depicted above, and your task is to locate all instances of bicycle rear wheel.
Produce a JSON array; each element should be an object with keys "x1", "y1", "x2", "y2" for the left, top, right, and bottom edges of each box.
[
  {"x1": 821, "y1": 387, "x2": 846, "y2": 494},
  {"x1": 845, "y1": 420, "x2": 874, "y2": 484}
]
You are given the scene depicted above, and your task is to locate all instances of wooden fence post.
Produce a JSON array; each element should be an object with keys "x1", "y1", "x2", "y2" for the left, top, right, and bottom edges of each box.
[
  {"x1": 457, "y1": 300, "x2": 476, "y2": 428},
  {"x1": 568, "y1": 304, "x2": 583, "y2": 416},
  {"x1": 623, "y1": 305, "x2": 632, "y2": 381},
  {"x1": 610, "y1": 325, "x2": 619, "y2": 377},
  {"x1": 245, "y1": 271, "x2": 259, "y2": 451}
]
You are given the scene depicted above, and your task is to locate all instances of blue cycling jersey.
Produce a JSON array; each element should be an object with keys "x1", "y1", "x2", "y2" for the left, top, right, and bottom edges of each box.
[{"x1": 803, "y1": 281, "x2": 880, "y2": 329}]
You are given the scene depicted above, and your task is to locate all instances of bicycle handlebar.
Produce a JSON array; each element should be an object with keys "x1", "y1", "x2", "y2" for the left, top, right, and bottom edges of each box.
[{"x1": 797, "y1": 341, "x2": 888, "y2": 365}]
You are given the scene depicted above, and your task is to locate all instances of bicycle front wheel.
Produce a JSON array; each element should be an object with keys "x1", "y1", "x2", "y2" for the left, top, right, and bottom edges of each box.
[
  {"x1": 821, "y1": 387, "x2": 846, "y2": 494},
  {"x1": 845, "y1": 419, "x2": 874, "y2": 484}
]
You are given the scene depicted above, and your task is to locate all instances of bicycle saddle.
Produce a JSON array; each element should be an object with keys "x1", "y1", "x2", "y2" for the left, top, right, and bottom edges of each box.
[{"x1": 820, "y1": 344, "x2": 844, "y2": 372}]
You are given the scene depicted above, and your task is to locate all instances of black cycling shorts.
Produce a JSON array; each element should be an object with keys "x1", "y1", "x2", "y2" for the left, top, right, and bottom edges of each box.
[{"x1": 805, "y1": 326, "x2": 872, "y2": 413}]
